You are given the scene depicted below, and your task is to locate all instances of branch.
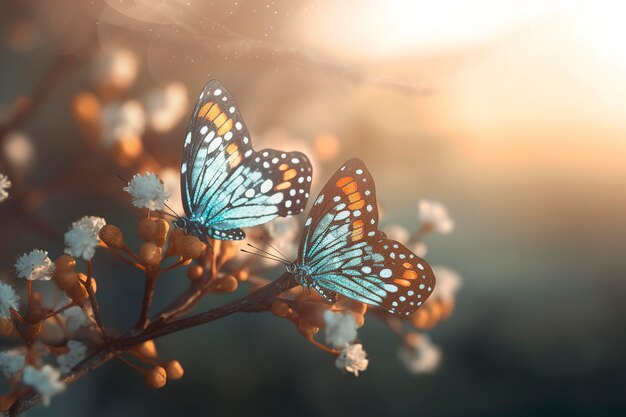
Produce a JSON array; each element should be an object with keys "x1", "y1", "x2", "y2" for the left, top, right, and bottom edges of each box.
[{"x1": 9, "y1": 272, "x2": 295, "y2": 415}]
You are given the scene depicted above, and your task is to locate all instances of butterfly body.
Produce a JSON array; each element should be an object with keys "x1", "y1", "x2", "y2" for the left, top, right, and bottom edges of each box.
[
  {"x1": 292, "y1": 159, "x2": 436, "y2": 316},
  {"x1": 178, "y1": 81, "x2": 313, "y2": 241}
]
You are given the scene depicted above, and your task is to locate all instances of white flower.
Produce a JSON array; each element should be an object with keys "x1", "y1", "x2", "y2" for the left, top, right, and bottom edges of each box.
[
  {"x1": 143, "y1": 82, "x2": 189, "y2": 133},
  {"x1": 15, "y1": 249, "x2": 55, "y2": 281},
  {"x1": 0, "y1": 281, "x2": 20, "y2": 317},
  {"x1": 431, "y1": 266, "x2": 462, "y2": 303},
  {"x1": 263, "y1": 216, "x2": 299, "y2": 265},
  {"x1": 63, "y1": 306, "x2": 90, "y2": 333},
  {"x1": 4, "y1": 131, "x2": 35, "y2": 171},
  {"x1": 335, "y1": 344, "x2": 368, "y2": 376},
  {"x1": 123, "y1": 172, "x2": 170, "y2": 211},
  {"x1": 418, "y1": 200, "x2": 454, "y2": 234},
  {"x1": 101, "y1": 100, "x2": 146, "y2": 146},
  {"x1": 383, "y1": 224, "x2": 410, "y2": 244},
  {"x1": 0, "y1": 348, "x2": 26, "y2": 377},
  {"x1": 57, "y1": 341, "x2": 87, "y2": 373},
  {"x1": 64, "y1": 216, "x2": 106, "y2": 260},
  {"x1": 94, "y1": 48, "x2": 139, "y2": 92},
  {"x1": 0, "y1": 173, "x2": 11, "y2": 203},
  {"x1": 323, "y1": 310, "x2": 358, "y2": 349},
  {"x1": 22, "y1": 365, "x2": 66, "y2": 406},
  {"x1": 399, "y1": 334, "x2": 442, "y2": 374}
]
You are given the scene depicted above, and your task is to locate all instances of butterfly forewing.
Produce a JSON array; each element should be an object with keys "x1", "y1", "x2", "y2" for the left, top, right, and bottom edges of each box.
[
  {"x1": 181, "y1": 80, "x2": 313, "y2": 240},
  {"x1": 298, "y1": 158, "x2": 436, "y2": 316}
]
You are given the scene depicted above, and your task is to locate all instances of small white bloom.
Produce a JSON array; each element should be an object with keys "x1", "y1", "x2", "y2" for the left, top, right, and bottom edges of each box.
[
  {"x1": 383, "y1": 224, "x2": 410, "y2": 244},
  {"x1": 143, "y1": 82, "x2": 189, "y2": 133},
  {"x1": 63, "y1": 306, "x2": 90, "y2": 333},
  {"x1": 399, "y1": 334, "x2": 442, "y2": 374},
  {"x1": 94, "y1": 48, "x2": 139, "y2": 93},
  {"x1": 0, "y1": 281, "x2": 20, "y2": 317},
  {"x1": 4, "y1": 131, "x2": 35, "y2": 171},
  {"x1": 335, "y1": 344, "x2": 368, "y2": 376},
  {"x1": 57, "y1": 341, "x2": 87, "y2": 373},
  {"x1": 323, "y1": 310, "x2": 358, "y2": 349},
  {"x1": 418, "y1": 200, "x2": 454, "y2": 234},
  {"x1": 15, "y1": 249, "x2": 55, "y2": 281},
  {"x1": 431, "y1": 266, "x2": 462, "y2": 303},
  {"x1": 123, "y1": 172, "x2": 170, "y2": 211},
  {"x1": 22, "y1": 365, "x2": 66, "y2": 406},
  {"x1": 64, "y1": 216, "x2": 106, "y2": 260},
  {"x1": 263, "y1": 216, "x2": 299, "y2": 265},
  {"x1": 0, "y1": 173, "x2": 11, "y2": 203},
  {"x1": 0, "y1": 348, "x2": 26, "y2": 377},
  {"x1": 101, "y1": 100, "x2": 146, "y2": 146}
]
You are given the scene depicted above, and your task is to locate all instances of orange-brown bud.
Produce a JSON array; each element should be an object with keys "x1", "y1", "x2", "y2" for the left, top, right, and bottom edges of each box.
[
  {"x1": 138, "y1": 218, "x2": 157, "y2": 241},
  {"x1": 55, "y1": 255, "x2": 76, "y2": 273},
  {"x1": 410, "y1": 308, "x2": 431, "y2": 329},
  {"x1": 236, "y1": 269, "x2": 249, "y2": 282},
  {"x1": 139, "y1": 242, "x2": 161, "y2": 267},
  {"x1": 271, "y1": 301, "x2": 292, "y2": 318},
  {"x1": 54, "y1": 270, "x2": 79, "y2": 291},
  {"x1": 79, "y1": 273, "x2": 98, "y2": 294},
  {"x1": 214, "y1": 276, "x2": 238, "y2": 293},
  {"x1": 66, "y1": 281, "x2": 89, "y2": 305},
  {"x1": 164, "y1": 360, "x2": 184, "y2": 380},
  {"x1": 130, "y1": 340, "x2": 158, "y2": 359},
  {"x1": 153, "y1": 219, "x2": 170, "y2": 247},
  {"x1": 349, "y1": 301, "x2": 368, "y2": 315},
  {"x1": 298, "y1": 302, "x2": 331, "y2": 328},
  {"x1": 0, "y1": 317, "x2": 13, "y2": 336},
  {"x1": 99, "y1": 224, "x2": 124, "y2": 249},
  {"x1": 297, "y1": 319, "x2": 319, "y2": 338},
  {"x1": 144, "y1": 365, "x2": 167, "y2": 389},
  {"x1": 169, "y1": 228, "x2": 185, "y2": 251},
  {"x1": 186, "y1": 265, "x2": 203, "y2": 281},
  {"x1": 180, "y1": 236, "x2": 203, "y2": 260}
]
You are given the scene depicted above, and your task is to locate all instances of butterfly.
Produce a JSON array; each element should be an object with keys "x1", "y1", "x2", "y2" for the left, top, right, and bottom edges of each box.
[
  {"x1": 286, "y1": 158, "x2": 436, "y2": 316},
  {"x1": 173, "y1": 80, "x2": 313, "y2": 241}
]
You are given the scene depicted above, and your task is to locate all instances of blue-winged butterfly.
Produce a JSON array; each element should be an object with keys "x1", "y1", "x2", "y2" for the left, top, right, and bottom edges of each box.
[
  {"x1": 284, "y1": 158, "x2": 436, "y2": 316},
  {"x1": 173, "y1": 80, "x2": 313, "y2": 242}
]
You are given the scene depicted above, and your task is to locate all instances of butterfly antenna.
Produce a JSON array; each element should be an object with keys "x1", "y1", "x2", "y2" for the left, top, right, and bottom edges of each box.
[
  {"x1": 260, "y1": 237, "x2": 291, "y2": 263},
  {"x1": 154, "y1": 210, "x2": 177, "y2": 219},
  {"x1": 245, "y1": 243, "x2": 291, "y2": 265},
  {"x1": 162, "y1": 201, "x2": 180, "y2": 218},
  {"x1": 240, "y1": 248, "x2": 288, "y2": 265}
]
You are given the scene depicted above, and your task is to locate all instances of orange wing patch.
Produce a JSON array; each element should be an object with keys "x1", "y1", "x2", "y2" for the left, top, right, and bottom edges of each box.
[
  {"x1": 336, "y1": 176, "x2": 367, "y2": 211},
  {"x1": 198, "y1": 102, "x2": 234, "y2": 137},
  {"x1": 351, "y1": 220, "x2": 365, "y2": 242}
]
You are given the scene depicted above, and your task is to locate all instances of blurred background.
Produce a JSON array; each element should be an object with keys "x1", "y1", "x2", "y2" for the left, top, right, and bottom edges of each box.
[{"x1": 1, "y1": 0, "x2": 626, "y2": 415}]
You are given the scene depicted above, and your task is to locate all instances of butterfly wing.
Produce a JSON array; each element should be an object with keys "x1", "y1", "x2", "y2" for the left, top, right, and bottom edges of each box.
[
  {"x1": 297, "y1": 158, "x2": 436, "y2": 316},
  {"x1": 181, "y1": 80, "x2": 313, "y2": 240}
]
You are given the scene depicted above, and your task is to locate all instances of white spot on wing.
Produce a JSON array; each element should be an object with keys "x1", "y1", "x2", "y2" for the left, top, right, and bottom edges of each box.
[{"x1": 260, "y1": 179, "x2": 273, "y2": 193}]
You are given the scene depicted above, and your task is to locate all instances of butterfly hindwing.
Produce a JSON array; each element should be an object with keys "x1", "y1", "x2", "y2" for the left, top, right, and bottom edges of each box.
[
  {"x1": 297, "y1": 158, "x2": 436, "y2": 316},
  {"x1": 181, "y1": 80, "x2": 312, "y2": 240}
]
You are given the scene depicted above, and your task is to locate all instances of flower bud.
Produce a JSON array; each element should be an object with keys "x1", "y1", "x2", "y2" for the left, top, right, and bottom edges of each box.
[
  {"x1": 0, "y1": 317, "x2": 13, "y2": 336},
  {"x1": 410, "y1": 308, "x2": 431, "y2": 329},
  {"x1": 139, "y1": 242, "x2": 161, "y2": 267},
  {"x1": 214, "y1": 276, "x2": 238, "y2": 293},
  {"x1": 164, "y1": 360, "x2": 184, "y2": 380},
  {"x1": 349, "y1": 301, "x2": 368, "y2": 315},
  {"x1": 297, "y1": 302, "x2": 331, "y2": 328},
  {"x1": 297, "y1": 319, "x2": 319, "y2": 338},
  {"x1": 79, "y1": 273, "x2": 98, "y2": 294},
  {"x1": 168, "y1": 228, "x2": 185, "y2": 256},
  {"x1": 139, "y1": 218, "x2": 157, "y2": 241},
  {"x1": 180, "y1": 236, "x2": 203, "y2": 260},
  {"x1": 144, "y1": 365, "x2": 167, "y2": 389},
  {"x1": 99, "y1": 224, "x2": 124, "y2": 249},
  {"x1": 67, "y1": 281, "x2": 88, "y2": 305},
  {"x1": 186, "y1": 265, "x2": 203, "y2": 281},
  {"x1": 153, "y1": 219, "x2": 170, "y2": 247},
  {"x1": 271, "y1": 301, "x2": 291, "y2": 318},
  {"x1": 236, "y1": 269, "x2": 249, "y2": 282},
  {"x1": 54, "y1": 270, "x2": 79, "y2": 291},
  {"x1": 129, "y1": 340, "x2": 158, "y2": 359},
  {"x1": 55, "y1": 255, "x2": 76, "y2": 273}
]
